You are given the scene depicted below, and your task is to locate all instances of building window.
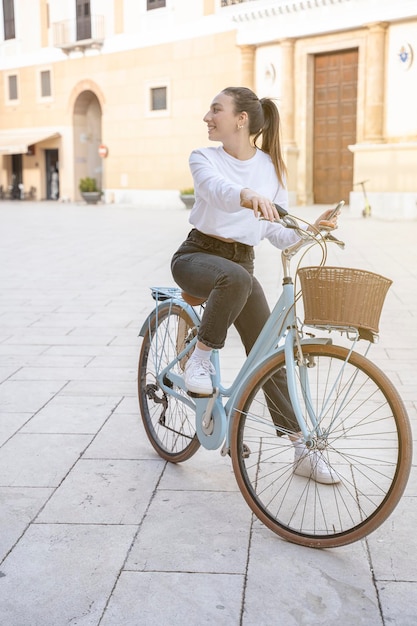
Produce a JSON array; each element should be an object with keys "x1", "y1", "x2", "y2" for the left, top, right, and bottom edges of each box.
[
  {"x1": 151, "y1": 86, "x2": 167, "y2": 111},
  {"x1": 76, "y1": 0, "x2": 91, "y2": 40},
  {"x1": 2, "y1": 0, "x2": 15, "y2": 40},
  {"x1": 40, "y1": 70, "x2": 51, "y2": 97},
  {"x1": 8, "y1": 74, "x2": 18, "y2": 100},
  {"x1": 146, "y1": 81, "x2": 170, "y2": 117},
  {"x1": 147, "y1": 0, "x2": 166, "y2": 10}
]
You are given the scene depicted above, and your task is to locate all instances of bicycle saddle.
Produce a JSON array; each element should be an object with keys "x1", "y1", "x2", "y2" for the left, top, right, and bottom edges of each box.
[{"x1": 181, "y1": 292, "x2": 206, "y2": 306}]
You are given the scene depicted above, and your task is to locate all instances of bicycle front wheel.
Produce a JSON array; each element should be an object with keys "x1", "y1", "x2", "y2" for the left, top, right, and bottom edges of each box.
[
  {"x1": 138, "y1": 301, "x2": 200, "y2": 462},
  {"x1": 230, "y1": 343, "x2": 412, "y2": 548}
]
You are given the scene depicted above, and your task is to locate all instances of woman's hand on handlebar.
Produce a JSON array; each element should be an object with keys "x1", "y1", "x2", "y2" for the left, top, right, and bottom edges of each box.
[{"x1": 240, "y1": 188, "x2": 280, "y2": 222}]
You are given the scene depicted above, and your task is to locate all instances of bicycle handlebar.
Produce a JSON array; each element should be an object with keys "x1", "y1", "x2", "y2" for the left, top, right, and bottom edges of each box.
[
  {"x1": 268, "y1": 202, "x2": 346, "y2": 275},
  {"x1": 261, "y1": 202, "x2": 345, "y2": 251},
  {"x1": 269, "y1": 202, "x2": 345, "y2": 244}
]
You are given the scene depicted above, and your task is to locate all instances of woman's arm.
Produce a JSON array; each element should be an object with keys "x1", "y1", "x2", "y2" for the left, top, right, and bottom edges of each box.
[{"x1": 190, "y1": 150, "x2": 242, "y2": 212}]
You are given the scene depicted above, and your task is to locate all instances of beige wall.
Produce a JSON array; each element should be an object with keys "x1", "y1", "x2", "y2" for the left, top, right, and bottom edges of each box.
[
  {"x1": 0, "y1": 29, "x2": 241, "y2": 201},
  {"x1": 101, "y1": 32, "x2": 241, "y2": 193},
  {"x1": 348, "y1": 19, "x2": 417, "y2": 216}
]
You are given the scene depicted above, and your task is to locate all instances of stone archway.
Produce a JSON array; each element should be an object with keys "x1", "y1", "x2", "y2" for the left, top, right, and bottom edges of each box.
[{"x1": 73, "y1": 90, "x2": 103, "y2": 200}]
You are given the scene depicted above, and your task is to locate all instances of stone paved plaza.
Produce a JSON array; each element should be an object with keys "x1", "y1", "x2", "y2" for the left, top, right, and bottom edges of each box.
[{"x1": 0, "y1": 200, "x2": 416, "y2": 625}]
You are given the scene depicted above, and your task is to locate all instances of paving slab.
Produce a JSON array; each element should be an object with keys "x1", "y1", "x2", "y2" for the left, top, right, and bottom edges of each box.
[
  {"x1": 61, "y1": 380, "x2": 136, "y2": 397},
  {"x1": 0, "y1": 412, "x2": 32, "y2": 445},
  {"x1": 37, "y1": 458, "x2": 165, "y2": 524},
  {"x1": 377, "y1": 582, "x2": 417, "y2": 626},
  {"x1": 367, "y1": 489, "x2": 417, "y2": 582},
  {"x1": 0, "y1": 486, "x2": 53, "y2": 561},
  {"x1": 0, "y1": 379, "x2": 66, "y2": 413},
  {"x1": 19, "y1": 395, "x2": 121, "y2": 435},
  {"x1": 243, "y1": 523, "x2": 382, "y2": 626},
  {"x1": 0, "y1": 433, "x2": 93, "y2": 487},
  {"x1": 101, "y1": 571, "x2": 244, "y2": 626},
  {"x1": 83, "y1": 412, "x2": 158, "y2": 460},
  {"x1": 126, "y1": 489, "x2": 252, "y2": 574},
  {"x1": 0, "y1": 524, "x2": 137, "y2": 626}
]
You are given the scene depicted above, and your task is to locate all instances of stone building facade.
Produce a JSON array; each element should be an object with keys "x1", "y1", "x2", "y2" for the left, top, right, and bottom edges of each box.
[{"x1": 0, "y1": 0, "x2": 416, "y2": 217}]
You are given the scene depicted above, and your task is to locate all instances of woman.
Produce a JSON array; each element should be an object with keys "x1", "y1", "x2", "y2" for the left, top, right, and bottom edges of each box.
[{"x1": 171, "y1": 86, "x2": 339, "y2": 484}]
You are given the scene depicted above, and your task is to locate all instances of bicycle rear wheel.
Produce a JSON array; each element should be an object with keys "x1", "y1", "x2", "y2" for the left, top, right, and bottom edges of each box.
[
  {"x1": 230, "y1": 343, "x2": 412, "y2": 548},
  {"x1": 138, "y1": 301, "x2": 200, "y2": 462}
]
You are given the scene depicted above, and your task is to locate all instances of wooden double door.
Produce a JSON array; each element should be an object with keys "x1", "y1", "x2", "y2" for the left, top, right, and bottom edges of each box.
[{"x1": 313, "y1": 49, "x2": 358, "y2": 204}]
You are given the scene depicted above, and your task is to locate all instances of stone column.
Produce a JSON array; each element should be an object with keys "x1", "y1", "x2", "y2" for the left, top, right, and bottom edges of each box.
[
  {"x1": 280, "y1": 38, "x2": 296, "y2": 146},
  {"x1": 240, "y1": 45, "x2": 255, "y2": 90},
  {"x1": 203, "y1": 0, "x2": 216, "y2": 15},
  {"x1": 279, "y1": 39, "x2": 298, "y2": 203},
  {"x1": 364, "y1": 22, "x2": 388, "y2": 142},
  {"x1": 40, "y1": 0, "x2": 49, "y2": 47},
  {"x1": 114, "y1": 0, "x2": 124, "y2": 34}
]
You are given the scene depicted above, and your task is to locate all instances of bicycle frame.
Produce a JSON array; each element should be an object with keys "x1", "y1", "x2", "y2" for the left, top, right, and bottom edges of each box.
[{"x1": 141, "y1": 228, "x2": 344, "y2": 453}]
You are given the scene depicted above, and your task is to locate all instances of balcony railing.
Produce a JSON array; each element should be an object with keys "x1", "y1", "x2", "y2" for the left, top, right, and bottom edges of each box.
[
  {"x1": 221, "y1": 0, "x2": 249, "y2": 5},
  {"x1": 53, "y1": 15, "x2": 105, "y2": 53}
]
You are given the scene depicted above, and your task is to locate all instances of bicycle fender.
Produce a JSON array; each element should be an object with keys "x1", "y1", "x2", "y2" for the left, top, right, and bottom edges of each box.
[
  {"x1": 138, "y1": 312, "x2": 154, "y2": 337},
  {"x1": 138, "y1": 298, "x2": 200, "y2": 337}
]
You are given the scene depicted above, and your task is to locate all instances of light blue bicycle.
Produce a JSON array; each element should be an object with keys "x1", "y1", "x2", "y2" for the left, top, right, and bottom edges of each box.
[{"x1": 137, "y1": 205, "x2": 412, "y2": 548}]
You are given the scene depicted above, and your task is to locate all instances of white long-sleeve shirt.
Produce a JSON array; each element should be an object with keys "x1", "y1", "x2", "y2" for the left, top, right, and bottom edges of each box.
[{"x1": 188, "y1": 146, "x2": 300, "y2": 248}]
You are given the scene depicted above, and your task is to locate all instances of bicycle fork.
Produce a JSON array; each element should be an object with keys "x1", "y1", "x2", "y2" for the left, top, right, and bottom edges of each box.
[
  {"x1": 285, "y1": 328, "x2": 359, "y2": 448},
  {"x1": 285, "y1": 328, "x2": 317, "y2": 445}
]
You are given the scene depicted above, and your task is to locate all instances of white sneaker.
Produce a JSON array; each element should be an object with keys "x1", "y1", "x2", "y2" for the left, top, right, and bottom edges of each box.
[
  {"x1": 293, "y1": 444, "x2": 340, "y2": 485},
  {"x1": 184, "y1": 357, "x2": 215, "y2": 395}
]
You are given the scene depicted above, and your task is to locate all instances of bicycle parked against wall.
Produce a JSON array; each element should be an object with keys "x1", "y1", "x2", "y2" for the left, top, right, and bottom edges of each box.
[{"x1": 137, "y1": 203, "x2": 412, "y2": 548}]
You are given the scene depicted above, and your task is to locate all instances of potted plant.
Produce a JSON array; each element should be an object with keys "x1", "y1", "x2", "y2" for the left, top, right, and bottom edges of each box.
[
  {"x1": 79, "y1": 177, "x2": 102, "y2": 204},
  {"x1": 179, "y1": 187, "x2": 195, "y2": 209}
]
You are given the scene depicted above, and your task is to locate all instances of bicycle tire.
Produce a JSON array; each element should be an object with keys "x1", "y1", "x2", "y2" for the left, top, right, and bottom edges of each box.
[
  {"x1": 138, "y1": 301, "x2": 200, "y2": 462},
  {"x1": 230, "y1": 343, "x2": 412, "y2": 548}
]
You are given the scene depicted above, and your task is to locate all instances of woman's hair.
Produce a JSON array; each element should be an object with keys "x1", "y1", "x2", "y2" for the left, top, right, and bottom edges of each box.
[{"x1": 222, "y1": 86, "x2": 287, "y2": 187}]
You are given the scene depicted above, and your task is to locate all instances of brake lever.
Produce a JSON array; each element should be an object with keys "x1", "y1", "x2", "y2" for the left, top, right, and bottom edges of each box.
[
  {"x1": 281, "y1": 215, "x2": 299, "y2": 230},
  {"x1": 273, "y1": 203, "x2": 288, "y2": 218},
  {"x1": 324, "y1": 232, "x2": 345, "y2": 249}
]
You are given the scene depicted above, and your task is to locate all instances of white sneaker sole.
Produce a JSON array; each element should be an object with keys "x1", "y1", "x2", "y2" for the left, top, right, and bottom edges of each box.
[{"x1": 293, "y1": 457, "x2": 340, "y2": 485}]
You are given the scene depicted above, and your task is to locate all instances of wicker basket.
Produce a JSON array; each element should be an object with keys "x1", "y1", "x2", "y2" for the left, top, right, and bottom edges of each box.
[{"x1": 298, "y1": 267, "x2": 392, "y2": 339}]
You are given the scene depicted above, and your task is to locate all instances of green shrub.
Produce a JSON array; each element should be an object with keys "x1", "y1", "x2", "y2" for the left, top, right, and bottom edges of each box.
[{"x1": 79, "y1": 177, "x2": 100, "y2": 192}]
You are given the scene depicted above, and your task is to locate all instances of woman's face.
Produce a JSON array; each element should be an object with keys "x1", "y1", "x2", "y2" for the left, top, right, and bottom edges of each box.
[{"x1": 203, "y1": 92, "x2": 242, "y2": 142}]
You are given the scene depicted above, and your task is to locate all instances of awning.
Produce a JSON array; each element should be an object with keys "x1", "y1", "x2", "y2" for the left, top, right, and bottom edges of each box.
[{"x1": 0, "y1": 128, "x2": 61, "y2": 155}]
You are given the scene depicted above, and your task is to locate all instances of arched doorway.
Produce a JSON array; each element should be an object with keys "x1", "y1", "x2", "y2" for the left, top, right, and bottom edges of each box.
[{"x1": 73, "y1": 90, "x2": 102, "y2": 200}]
